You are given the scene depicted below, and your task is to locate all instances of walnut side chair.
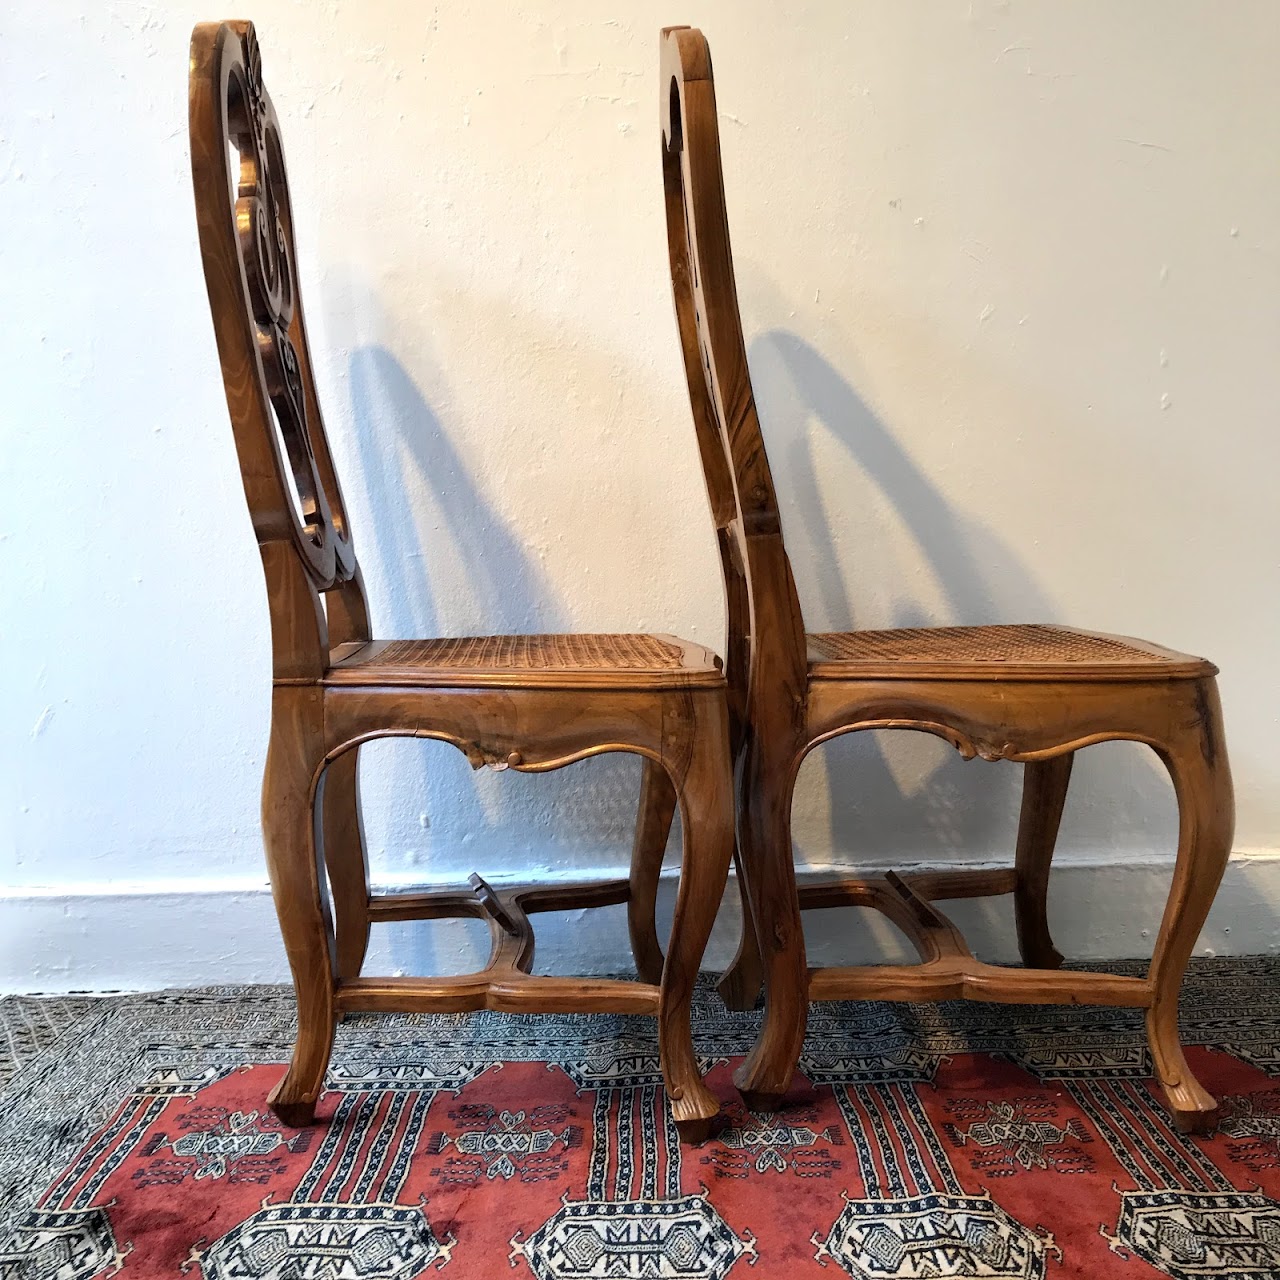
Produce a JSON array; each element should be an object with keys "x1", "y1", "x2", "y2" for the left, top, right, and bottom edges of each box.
[
  {"x1": 188, "y1": 19, "x2": 735, "y2": 1143},
  {"x1": 655, "y1": 25, "x2": 1234, "y2": 1134}
]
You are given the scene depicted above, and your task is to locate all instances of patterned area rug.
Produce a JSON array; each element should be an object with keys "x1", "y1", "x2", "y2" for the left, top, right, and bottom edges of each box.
[{"x1": 3, "y1": 958, "x2": 1280, "y2": 1279}]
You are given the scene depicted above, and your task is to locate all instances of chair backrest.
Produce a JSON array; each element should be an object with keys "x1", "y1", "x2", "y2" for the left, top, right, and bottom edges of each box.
[
  {"x1": 660, "y1": 27, "x2": 808, "y2": 747},
  {"x1": 189, "y1": 21, "x2": 368, "y2": 678}
]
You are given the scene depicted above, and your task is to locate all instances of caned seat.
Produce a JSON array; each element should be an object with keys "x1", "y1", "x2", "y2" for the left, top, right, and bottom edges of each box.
[
  {"x1": 326, "y1": 634, "x2": 723, "y2": 688},
  {"x1": 806, "y1": 625, "x2": 1213, "y2": 682},
  {"x1": 657, "y1": 24, "x2": 1234, "y2": 1135},
  {"x1": 189, "y1": 19, "x2": 735, "y2": 1143}
]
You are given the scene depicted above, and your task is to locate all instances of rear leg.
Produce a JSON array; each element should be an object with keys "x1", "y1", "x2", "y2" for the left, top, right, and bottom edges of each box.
[
  {"x1": 263, "y1": 688, "x2": 336, "y2": 1126},
  {"x1": 1014, "y1": 753, "x2": 1073, "y2": 970},
  {"x1": 323, "y1": 747, "x2": 370, "y2": 981},
  {"x1": 628, "y1": 758, "x2": 677, "y2": 986},
  {"x1": 656, "y1": 698, "x2": 736, "y2": 1143},
  {"x1": 732, "y1": 747, "x2": 807, "y2": 1112},
  {"x1": 716, "y1": 842, "x2": 764, "y2": 1010}
]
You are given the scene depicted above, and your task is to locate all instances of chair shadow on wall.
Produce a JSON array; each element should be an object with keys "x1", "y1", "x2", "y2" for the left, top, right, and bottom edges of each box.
[
  {"x1": 347, "y1": 344, "x2": 564, "y2": 639},
  {"x1": 341, "y1": 344, "x2": 645, "y2": 979},
  {"x1": 330, "y1": 326, "x2": 1186, "y2": 989},
  {"x1": 746, "y1": 326, "x2": 1179, "y2": 977}
]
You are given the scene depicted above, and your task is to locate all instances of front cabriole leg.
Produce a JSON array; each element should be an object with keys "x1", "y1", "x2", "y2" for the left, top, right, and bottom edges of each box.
[{"x1": 1146, "y1": 678, "x2": 1234, "y2": 1133}]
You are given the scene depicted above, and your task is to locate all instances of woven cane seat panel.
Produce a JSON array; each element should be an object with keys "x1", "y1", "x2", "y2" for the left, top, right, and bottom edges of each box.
[
  {"x1": 807, "y1": 624, "x2": 1193, "y2": 672},
  {"x1": 326, "y1": 632, "x2": 723, "y2": 689},
  {"x1": 368, "y1": 634, "x2": 684, "y2": 671}
]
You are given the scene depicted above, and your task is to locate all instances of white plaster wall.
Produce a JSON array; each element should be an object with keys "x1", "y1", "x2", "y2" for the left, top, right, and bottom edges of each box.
[{"x1": 1, "y1": 2, "x2": 1277, "y2": 991}]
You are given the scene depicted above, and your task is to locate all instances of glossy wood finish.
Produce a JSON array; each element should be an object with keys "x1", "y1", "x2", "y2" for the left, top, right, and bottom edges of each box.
[
  {"x1": 658, "y1": 25, "x2": 1235, "y2": 1134},
  {"x1": 190, "y1": 20, "x2": 735, "y2": 1143}
]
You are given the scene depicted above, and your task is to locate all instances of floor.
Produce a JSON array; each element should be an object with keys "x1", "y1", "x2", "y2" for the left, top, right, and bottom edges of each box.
[{"x1": 2, "y1": 958, "x2": 1280, "y2": 1278}]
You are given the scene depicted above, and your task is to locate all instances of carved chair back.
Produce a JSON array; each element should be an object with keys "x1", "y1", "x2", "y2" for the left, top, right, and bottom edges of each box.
[
  {"x1": 660, "y1": 27, "x2": 808, "y2": 744},
  {"x1": 190, "y1": 21, "x2": 368, "y2": 676}
]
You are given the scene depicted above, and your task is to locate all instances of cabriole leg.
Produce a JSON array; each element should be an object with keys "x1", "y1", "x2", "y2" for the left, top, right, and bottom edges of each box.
[
  {"x1": 1147, "y1": 680, "x2": 1234, "y2": 1134},
  {"x1": 657, "y1": 696, "x2": 736, "y2": 1144},
  {"x1": 262, "y1": 687, "x2": 337, "y2": 1127}
]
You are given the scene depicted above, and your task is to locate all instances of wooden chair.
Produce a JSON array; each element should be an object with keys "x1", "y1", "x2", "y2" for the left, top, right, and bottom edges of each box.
[
  {"x1": 656, "y1": 25, "x2": 1234, "y2": 1134},
  {"x1": 188, "y1": 19, "x2": 735, "y2": 1143}
]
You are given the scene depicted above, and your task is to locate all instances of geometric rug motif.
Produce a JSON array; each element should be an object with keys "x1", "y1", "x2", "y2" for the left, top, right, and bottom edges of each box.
[
  {"x1": 3, "y1": 957, "x2": 1280, "y2": 1277},
  {"x1": 1107, "y1": 1190, "x2": 1280, "y2": 1280}
]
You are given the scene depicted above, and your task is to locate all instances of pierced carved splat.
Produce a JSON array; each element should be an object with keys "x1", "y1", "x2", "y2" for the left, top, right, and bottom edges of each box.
[{"x1": 193, "y1": 20, "x2": 355, "y2": 596}]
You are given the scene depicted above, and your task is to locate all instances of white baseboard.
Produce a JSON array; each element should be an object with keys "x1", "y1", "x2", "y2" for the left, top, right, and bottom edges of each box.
[{"x1": 2, "y1": 850, "x2": 1276, "y2": 995}]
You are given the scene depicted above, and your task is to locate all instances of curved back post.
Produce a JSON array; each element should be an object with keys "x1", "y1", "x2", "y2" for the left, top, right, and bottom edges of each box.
[{"x1": 660, "y1": 26, "x2": 808, "y2": 750}]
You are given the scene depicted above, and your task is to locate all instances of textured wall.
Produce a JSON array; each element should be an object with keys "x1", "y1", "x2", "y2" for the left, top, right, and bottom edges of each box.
[{"x1": 2, "y1": 2, "x2": 1277, "y2": 987}]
